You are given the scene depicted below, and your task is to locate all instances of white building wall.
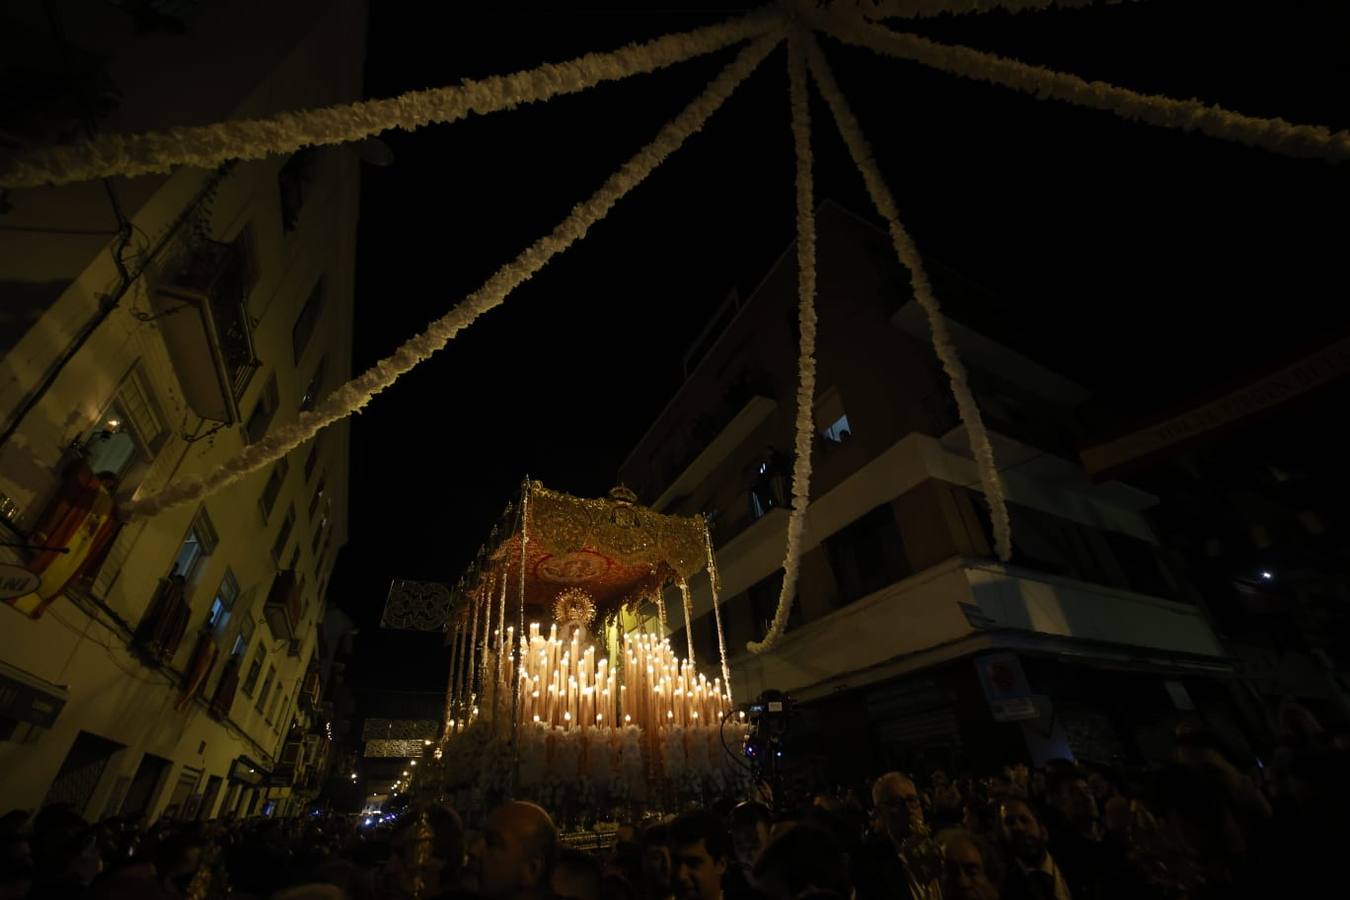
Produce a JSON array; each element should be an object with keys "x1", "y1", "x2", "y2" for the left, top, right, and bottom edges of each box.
[{"x1": 0, "y1": 0, "x2": 363, "y2": 819}]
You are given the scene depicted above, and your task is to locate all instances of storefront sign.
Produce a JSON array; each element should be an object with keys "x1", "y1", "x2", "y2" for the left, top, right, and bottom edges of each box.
[
  {"x1": 0, "y1": 564, "x2": 40, "y2": 601},
  {"x1": 975, "y1": 653, "x2": 1040, "y2": 722},
  {"x1": 0, "y1": 664, "x2": 67, "y2": 727}
]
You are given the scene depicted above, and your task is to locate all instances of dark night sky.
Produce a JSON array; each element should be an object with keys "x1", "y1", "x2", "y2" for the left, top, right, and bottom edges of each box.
[{"x1": 331, "y1": 2, "x2": 1350, "y2": 700}]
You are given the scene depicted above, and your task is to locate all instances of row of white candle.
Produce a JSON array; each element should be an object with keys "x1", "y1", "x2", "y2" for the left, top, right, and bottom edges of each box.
[
  {"x1": 515, "y1": 622, "x2": 619, "y2": 728},
  {"x1": 623, "y1": 630, "x2": 729, "y2": 733}
]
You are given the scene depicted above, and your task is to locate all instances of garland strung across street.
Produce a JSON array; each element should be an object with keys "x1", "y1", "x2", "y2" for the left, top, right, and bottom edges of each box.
[{"x1": 5, "y1": 1, "x2": 1344, "y2": 653}]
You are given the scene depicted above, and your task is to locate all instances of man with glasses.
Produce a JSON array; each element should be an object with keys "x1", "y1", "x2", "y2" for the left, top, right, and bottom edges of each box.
[{"x1": 855, "y1": 772, "x2": 943, "y2": 900}]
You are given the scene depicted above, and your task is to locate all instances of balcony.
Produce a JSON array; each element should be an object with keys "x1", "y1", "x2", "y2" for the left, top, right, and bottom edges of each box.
[
  {"x1": 263, "y1": 570, "x2": 302, "y2": 642},
  {"x1": 652, "y1": 395, "x2": 777, "y2": 512},
  {"x1": 733, "y1": 557, "x2": 1228, "y2": 703},
  {"x1": 151, "y1": 240, "x2": 259, "y2": 424}
]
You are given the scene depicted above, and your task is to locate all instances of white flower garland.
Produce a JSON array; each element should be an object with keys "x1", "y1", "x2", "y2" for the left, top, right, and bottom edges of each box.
[
  {"x1": 747, "y1": 28, "x2": 819, "y2": 655},
  {"x1": 122, "y1": 31, "x2": 783, "y2": 519},
  {"x1": 843, "y1": 0, "x2": 1098, "y2": 20},
  {"x1": 0, "y1": 10, "x2": 778, "y2": 189},
  {"x1": 815, "y1": 12, "x2": 1350, "y2": 161},
  {"x1": 806, "y1": 33, "x2": 1013, "y2": 562}
]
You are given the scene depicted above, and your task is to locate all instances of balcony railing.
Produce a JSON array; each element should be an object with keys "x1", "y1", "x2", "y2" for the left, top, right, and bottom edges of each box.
[
  {"x1": 151, "y1": 240, "x2": 259, "y2": 423},
  {"x1": 263, "y1": 570, "x2": 302, "y2": 642}
]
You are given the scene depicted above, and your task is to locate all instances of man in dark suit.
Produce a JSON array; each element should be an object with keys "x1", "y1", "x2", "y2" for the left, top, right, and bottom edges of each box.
[
  {"x1": 853, "y1": 773, "x2": 941, "y2": 900},
  {"x1": 998, "y1": 797, "x2": 1071, "y2": 900}
]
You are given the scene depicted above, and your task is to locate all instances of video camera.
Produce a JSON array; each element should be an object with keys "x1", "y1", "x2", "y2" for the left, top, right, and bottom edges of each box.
[{"x1": 740, "y1": 690, "x2": 794, "y2": 790}]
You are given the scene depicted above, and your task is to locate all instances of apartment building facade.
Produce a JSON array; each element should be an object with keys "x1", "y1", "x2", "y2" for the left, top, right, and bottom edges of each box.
[
  {"x1": 0, "y1": 0, "x2": 365, "y2": 820},
  {"x1": 619, "y1": 203, "x2": 1239, "y2": 778}
]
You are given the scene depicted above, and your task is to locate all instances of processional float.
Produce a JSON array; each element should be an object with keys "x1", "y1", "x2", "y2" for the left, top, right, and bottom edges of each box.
[{"x1": 418, "y1": 481, "x2": 749, "y2": 821}]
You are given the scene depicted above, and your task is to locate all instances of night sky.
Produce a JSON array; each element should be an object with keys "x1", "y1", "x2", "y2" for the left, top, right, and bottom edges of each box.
[{"x1": 331, "y1": 2, "x2": 1350, "y2": 701}]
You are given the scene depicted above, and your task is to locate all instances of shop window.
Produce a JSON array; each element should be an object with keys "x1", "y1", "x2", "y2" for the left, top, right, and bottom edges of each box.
[
  {"x1": 244, "y1": 375, "x2": 279, "y2": 444},
  {"x1": 824, "y1": 503, "x2": 911, "y2": 605},
  {"x1": 82, "y1": 364, "x2": 168, "y2": 482},
  {"x1": 172, "y1": 507, "x2": 217, "y2": 581},
  {"x1": 207, "y1": 568, "x2": 239, "y2": 632}
]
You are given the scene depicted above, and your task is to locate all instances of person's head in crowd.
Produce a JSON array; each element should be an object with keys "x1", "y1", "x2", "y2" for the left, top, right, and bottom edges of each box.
[
  {"x1": 155, "y1": 831, "x2": 206, "y2": 898},
  {"x1": 464, "y1": 801, "x2": 557, "y2": 900},
  {"x1": 313, "y1": 856, "x2": 377, "y2": 900},
  {"x1": 1151, "y1": 764, "x2": 1246, "y2": 860},
  {"x1": 1004, "y1": 764, "x2": 1030, "y2": 798},
  {"x1": 669, "y1": 810, "x2": 732, "y2": 900},
  {"x1": 552, "y1": 846, "x2": 603, "y2": 900},
  {"x1": 1086, "y1": 766, "x2": 1118, "y2": 806},
  {"x1": 872, "y1": 772, "x2": 924, "y2": 847},
  {"x1": 0, "y1": 835, "x2": 33, "y2": 900},
  {"x1": 1278, "y1": 699, "x2": 1325, "y2": 747},
  {"x1": 608, "y1": 823, "x2": 642, "y2": 882},
  {"x1": 999, "y1": 797, "x2": 1050, "y2": 867},
  {"x1": 729, "y1": 802, "x2": 772, "y2": 871},
  {"x1": 0, "y1": 813, "x2": 26, "y2": 840},
  {"x1": 961, "y1": 798, "x2": 998, "y2": 839},
  {"x1": 1046, "y1": 767, "x2": 1098, "y2": 834},
  {"x1": 639, "y1": 822, "x2": 673, "y2": 899},
  {"x1": 751, "y1": 823, "x2": 849, "y2": 900},
  {"x1": 386, "y1": 806, "x2": 464, "y2": 898},
  {"x1": 1102, "y1": 795, "x2": 1135, "y2": 843},
  {"x1": 937, "y1": 829, "x2": 1002, "y2": 900}
]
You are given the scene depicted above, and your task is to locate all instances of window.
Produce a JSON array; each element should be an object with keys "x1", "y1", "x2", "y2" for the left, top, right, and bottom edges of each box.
[
  {"x1": 256, "y1": 665, "x2": 276, "y2": 713},
  {"x1": 273, "y1": 692, "x2": 290, "y2": 732},
  {"x1": 311, "y1": 513, "x2": 329, "y2": 555},
  {"x1": 266, "y1": 682, "x2": 282, "y2": 724},
  {"x1": 823, "y1": 503, "x2": 911, "y2": 605},
  {"x1": 815, "y1": 388, "x2": 852, "y2": 445},
  {"x1": 288, "y1": 545, "x2": 301, "y2": 573},
  {"x1": 278, "y1": 148, "x2": 318, "y2": 232},
  {"x1": 207, "y1": 569, "x2": 240, "y2": 632},
  {"x1": 242, "y1": 645, "x2": 266, "y2": 696},
  {"x1": 171, "y1": 507, "x2": 218, "y2": 581},
  {"x1": 83, "y1": 365, "x2": 168, "y2": 481},
  {"x1": 308, "y1": 476, "x2": 326, "y2": 520},
  {"x1": 259, "y1": 458, "x2": 288, "y2": 522},
  {"x1": 271, "y1": 504, "x2": 296, "y2": 564},
  {"x1": 748, "y1": 569, "x2": 800, "y2": 634},
  {"x1": 303, "y1": 440, "x2": 322, "y2": 482},
  {"x1": 299, "y1": 355, "x2": 326, "y2": 412},
  {"x1": 245, "y1": 375, "x2": 279, "y2": 444},
  {"x1": 230, "y1": 615, "x2": 255, "y2": 658},
  {"x1": 291, "y1": 280, "x2": 325, "y2": 363}
]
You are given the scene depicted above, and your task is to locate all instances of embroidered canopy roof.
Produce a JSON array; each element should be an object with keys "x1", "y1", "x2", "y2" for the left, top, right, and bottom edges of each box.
[{"x1": 460, "y1": 481, "x2": 709, "y2": 623}]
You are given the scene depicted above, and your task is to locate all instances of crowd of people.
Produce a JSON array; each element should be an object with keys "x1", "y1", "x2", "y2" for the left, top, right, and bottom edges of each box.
[{"x1": 1, "y1": 710, "x2": 1347, "y2": 900}]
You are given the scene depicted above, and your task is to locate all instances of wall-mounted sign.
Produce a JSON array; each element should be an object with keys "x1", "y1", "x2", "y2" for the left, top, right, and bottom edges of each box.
[
  {"x1": 975, "y1": 653, "x2": 1040, "y2": 722},
  {"x1": 0, "y1": 564, "x2": 40, "y2": 602}
]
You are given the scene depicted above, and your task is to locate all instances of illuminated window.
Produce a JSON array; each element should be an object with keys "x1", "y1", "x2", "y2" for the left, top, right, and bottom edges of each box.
[
  {"x1": 207, "y1": 568, "x2": 239, "y2": 632},
  {"x1": 172, "y1": 508, "x2": 218, "y2": 581},
  {"x1": 83, "y1": 365, "x2": 168, "y2": 480}
]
